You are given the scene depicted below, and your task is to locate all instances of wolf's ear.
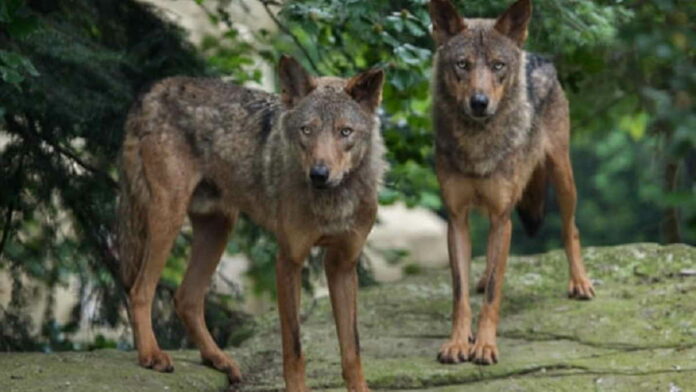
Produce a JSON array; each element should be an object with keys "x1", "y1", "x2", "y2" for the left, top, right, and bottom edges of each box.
[
  {"x1": 345, "y1": 68, "x2": 385, "y2": 113},
  {"x1": 494, "y1": 0, "x2": 532, "y2": 47},
  {"x1": 429, "y1": 0, "x2": 466, "y2": 46},
  {"x1": 278, "y1": 55, "x2": 316, "y2": 108}
]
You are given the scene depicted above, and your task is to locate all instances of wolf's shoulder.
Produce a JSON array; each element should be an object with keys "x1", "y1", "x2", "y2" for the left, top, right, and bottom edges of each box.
[{"x1": 524, "y1": 52, "x2": 558, "y2": 111}]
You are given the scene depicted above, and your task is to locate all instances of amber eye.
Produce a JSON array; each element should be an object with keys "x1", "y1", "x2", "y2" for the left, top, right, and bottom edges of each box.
[
  {"x1": 340, "y1": 127, "x2": 353, "y2": 137},
  {"x1": 456, "y1": 59, "x2": 471, "y2": 71},
  {"x1": 492, "y1": 61, "x2": 506, "y2": 71},
  {"x1": 300, "y1": 126, "x2": 311, "y2": 135}
]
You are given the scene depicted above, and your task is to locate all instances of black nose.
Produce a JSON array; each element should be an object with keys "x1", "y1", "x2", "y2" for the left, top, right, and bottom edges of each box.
[
  {"x1": 309, "y1": 165, "x2": 330, "y2": 187},
  {"x1": 469, "y1": 93, "x2": 489, "y2": 116}
]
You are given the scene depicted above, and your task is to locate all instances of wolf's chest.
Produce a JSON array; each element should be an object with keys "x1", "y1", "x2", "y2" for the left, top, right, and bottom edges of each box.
[{"x1": 440, "y1": 117, "x2": 534, "y2": 178}]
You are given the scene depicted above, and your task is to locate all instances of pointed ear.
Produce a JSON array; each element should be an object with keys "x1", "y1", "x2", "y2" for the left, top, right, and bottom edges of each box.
[
  {"x1": 345, "y1": 68, "x2": 385, "y2": 113},
  {"x1": 429, "y1": 0, "x2": 466, "y2": 46},
  {"x1": 494, "y1": 0, "x2": 532, "y2": 47},
  {"x1": 278, "y1": 55, "x2": 316, "y2": 108}
]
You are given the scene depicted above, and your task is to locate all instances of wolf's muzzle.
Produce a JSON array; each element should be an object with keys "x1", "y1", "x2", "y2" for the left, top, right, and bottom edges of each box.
[
  {"x1": 469, "y1": 93, "x2": 489, "y2": 117},
  {"x1": 309, "y1": 164, "x2": 330, "y2": 189}
]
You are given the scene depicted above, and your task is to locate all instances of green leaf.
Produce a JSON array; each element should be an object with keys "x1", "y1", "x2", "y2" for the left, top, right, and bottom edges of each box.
[
  {"x1": 618, "y1": 111, "x2": 649, "y2": 140},
  {"x1": 0, "y1": 50, "x2": 25, "y2": 68},
  {"x1": 0, "y1": 65, "x2": 24, "y2": 85}
]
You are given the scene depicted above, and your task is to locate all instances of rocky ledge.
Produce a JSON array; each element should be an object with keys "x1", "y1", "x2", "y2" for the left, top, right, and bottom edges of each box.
[{"x1": 2, "y1": 243, "x2": 695, "y2": 392}]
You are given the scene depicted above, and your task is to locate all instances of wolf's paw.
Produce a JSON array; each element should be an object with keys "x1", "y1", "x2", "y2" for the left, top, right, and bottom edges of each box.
[
  {"x1": 469, "y1": 337, "x2": 498, "y2": 365},
  {"x1": 568, "y1": 276, "x2": 595, "y2": 300},
  {"x1": 202, "y1": 351, "x2": 243, "y2": 384},
  {"x1": 139, "y1": 350, "x2": 174, "y2": 372},
  {"x1": 437, "y1": 338, "x2": 473, "y2": 364}
]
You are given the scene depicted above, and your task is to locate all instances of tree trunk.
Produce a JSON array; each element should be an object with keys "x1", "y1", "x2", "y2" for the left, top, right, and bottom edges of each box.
[{"x1": 662, "y1": 160, "x2": 681, "y2": 243}]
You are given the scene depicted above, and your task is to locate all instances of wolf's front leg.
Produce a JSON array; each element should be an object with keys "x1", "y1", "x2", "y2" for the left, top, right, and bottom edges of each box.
[
  {"x1": 324, "y1": 239, "x2": 369, "y2": 392},
  {"x1": 276, "y1": 256, "x2": 308, "y2": 392},
  {"x1": 438, "y1": 210, "x2": 474, "y2": 364},
  {"x1": 470, "y1": 213, "x2": 512, "y2": 365}
]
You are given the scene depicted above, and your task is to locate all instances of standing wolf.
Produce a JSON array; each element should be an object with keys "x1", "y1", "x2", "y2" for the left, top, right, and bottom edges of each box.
[
  {"x1": 118, "y1": 55, "x2": 385, "y2": 392},
  {"x1": 428, "y1": 0, "x2": 594, "y2": 365}
]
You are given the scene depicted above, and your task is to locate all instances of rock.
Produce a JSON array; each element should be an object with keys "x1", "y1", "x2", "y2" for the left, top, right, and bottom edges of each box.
[
  {"x1": 2, "y1": 243, "x2": 695, "y2": 391},
  {"x1": 0, "y1": 350, "x2": 227, "y2": 392},
  {"x1": 366, "y1": 202, "x2": 449, "y2": 282}
]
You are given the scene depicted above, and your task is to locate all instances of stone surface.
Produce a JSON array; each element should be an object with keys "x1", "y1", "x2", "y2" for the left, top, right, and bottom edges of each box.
[
  {"x1": 367, "y1": 202, "x2": 449, "y2": 281},
  {"x1": 2, "y1": 243, "x2": 695, "y2": 392}
]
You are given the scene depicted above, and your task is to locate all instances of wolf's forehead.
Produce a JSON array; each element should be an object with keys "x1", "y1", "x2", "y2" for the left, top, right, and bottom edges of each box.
[
  {"x1": 293, "y1": 91, "x2": 366, "y2": 124},
  {"x1": 306, "y1": 83, "x2": 353, "y2": 105},
  {"x1": 445, "y1": 25, "x2": 518, "y2": 58}
]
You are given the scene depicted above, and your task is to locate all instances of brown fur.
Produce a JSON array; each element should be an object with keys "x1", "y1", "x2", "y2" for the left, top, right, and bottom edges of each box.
[
  {"x1": 117, "y1": 55, "x2": 385, "y2": 391},
  {"x1": 429, "y1": 0, "x2": 594, "y2": 366}
]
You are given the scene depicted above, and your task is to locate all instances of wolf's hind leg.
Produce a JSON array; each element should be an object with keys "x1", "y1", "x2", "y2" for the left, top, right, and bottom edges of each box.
[
  {"x1": 128, "y1": 138, "x2": 196, "y2": 373},
  {"x1": 548, "y1": 149, "x2": 594, "y2": 299},
  {"x1": 175, "y1": 211, "x2": 242, "y2": 383}
]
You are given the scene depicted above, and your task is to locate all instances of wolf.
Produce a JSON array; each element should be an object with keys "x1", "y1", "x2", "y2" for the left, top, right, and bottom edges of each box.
[
  {"x1": 427, "y1": 0, "x2": 595, "y2": 365},
  {"x1": 117, "y1": 55, "x2": 385, "y2": 392}
]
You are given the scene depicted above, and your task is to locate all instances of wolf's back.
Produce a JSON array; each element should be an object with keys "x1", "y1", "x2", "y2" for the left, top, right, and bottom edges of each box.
[{"x1": 525, "y1": 52, "x2": 559, "y2": 115}]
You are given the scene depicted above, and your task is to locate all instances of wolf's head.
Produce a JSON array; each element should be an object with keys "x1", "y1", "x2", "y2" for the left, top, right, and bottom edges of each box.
[
  {"x1": 429, "y1": 0, "x2": 532, "y2": 120},
  {"x1": 278, "y1": 56, "x2": 384, "y2": 190}
]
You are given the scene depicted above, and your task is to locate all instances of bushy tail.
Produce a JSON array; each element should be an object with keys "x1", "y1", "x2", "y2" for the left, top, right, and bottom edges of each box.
[
  {"x1": 516, "y1": 161, "x2": 548, "y2": 237},
  {"x1": 117, "y1": 132, "x2": 150, "y2": 291}
]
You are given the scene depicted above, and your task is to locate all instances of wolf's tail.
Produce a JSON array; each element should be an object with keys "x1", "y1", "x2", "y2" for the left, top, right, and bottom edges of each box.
[
  {"x1": 117, "y1": 131, "x2": 151, "y2": 291},
  {"x1": 516, "y1": 161, "x2": 548, "y2": 237}
]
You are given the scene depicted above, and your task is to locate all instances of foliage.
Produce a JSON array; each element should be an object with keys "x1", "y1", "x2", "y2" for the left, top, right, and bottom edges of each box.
[
  {"x1": 0, "y1": 0, "x2": 40, "y2": 89},
  {"x1": 0, "y1": 0, "x2": 209, "y2": 350}
]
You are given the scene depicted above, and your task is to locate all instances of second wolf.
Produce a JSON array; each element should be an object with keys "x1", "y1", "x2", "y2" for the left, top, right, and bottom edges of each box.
[
  {"x1": 118, "y1": 56, "x2": 385, "y2": 392},
  {"x1": 428, "y1": 0, "x2": 595, "y2": 365}
]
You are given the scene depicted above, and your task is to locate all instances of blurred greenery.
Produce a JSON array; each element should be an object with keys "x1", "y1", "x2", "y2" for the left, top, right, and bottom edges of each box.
[{"x1": 0, "y1": 0, "x2": 694, "y2": 351}]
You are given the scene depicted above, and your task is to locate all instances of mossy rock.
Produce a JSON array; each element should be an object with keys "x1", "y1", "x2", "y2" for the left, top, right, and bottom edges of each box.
[{"x1": 2, "y1": 243, "x2": 695, "y2": 391}]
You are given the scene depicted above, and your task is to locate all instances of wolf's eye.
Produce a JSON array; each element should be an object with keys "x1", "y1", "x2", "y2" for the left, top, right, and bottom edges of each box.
[
  {"x1": 340, "y1": 127, "x2": 353, "y2": 137},
  {"x1": 300, "y1": 126, "x2": 311, "y2": 135},
  {"x1": 492, "y1": 61, "x2": 506, "y2": 71},
  {"x1": 456, "y1": 59, "x2": 470, "y2": 71}
]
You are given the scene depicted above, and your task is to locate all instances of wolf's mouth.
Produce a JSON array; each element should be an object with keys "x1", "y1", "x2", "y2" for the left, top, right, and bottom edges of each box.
[
  {"x1": 471, "y1": 113, "x2": 492, "y2": 122},
  {"x1": 312, "y1": 182, "x2": 331, "y2": 190},
  {"x1": 464, "y1": 109, "x2": 492, "y2": 122},
  {"x1": 309, "y1": 176, "x2": 343, "y2": 191}
]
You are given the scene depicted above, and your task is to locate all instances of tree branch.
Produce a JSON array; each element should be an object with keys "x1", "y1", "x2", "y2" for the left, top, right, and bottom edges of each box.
[
  {"x1": 0, "y1": 203, "x2": 16, "y2": 260},
  {"x1": 35, "y1": 129, "x2": 118, "y2": 189},
  {"x1": 20, "y1": 119, "x2": 118, "y2": 189},
  {"x1": 0, "y1": 133, "x2": 27, "y2": 261},
  {"x1": 258, "y1": 0, "x2": 320, "y2": 74}
]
